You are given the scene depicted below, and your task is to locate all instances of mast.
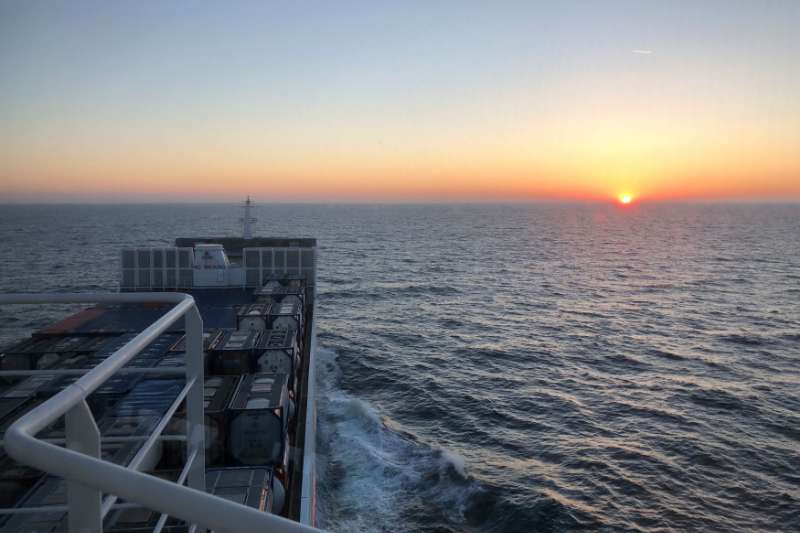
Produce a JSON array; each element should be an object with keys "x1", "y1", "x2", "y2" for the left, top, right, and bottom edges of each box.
[{"x1": 240, "y1": 196, "x2": 256, "y2": 239}]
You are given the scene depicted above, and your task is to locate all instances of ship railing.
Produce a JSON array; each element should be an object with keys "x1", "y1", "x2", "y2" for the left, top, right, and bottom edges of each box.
[{"x1": 0, "y1": 293, "x2": 320, "y2": 533}]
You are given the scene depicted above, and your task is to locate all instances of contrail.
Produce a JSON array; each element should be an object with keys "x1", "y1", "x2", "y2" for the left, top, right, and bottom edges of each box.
[{"x1": 632, "y1": 49, "x2": 653, "y2": 55}]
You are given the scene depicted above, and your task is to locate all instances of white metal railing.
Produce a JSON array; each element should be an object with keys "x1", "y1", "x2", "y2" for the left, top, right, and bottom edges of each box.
[{"x1": 0, "y1": 293, "x2": 320, "y2": 533}]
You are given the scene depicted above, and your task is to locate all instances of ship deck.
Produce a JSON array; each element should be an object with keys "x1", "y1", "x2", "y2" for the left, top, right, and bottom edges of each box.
[{"x1": 0, "y1": 238, "x2": 317, "y2": 531}]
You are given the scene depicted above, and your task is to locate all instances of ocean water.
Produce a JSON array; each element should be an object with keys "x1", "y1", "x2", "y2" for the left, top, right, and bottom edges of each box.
[{"x1": 1, "y1": 203, "x2": 799, "y2": 532}]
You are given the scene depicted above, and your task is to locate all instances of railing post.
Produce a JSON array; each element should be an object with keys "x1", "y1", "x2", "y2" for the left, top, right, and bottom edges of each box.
[
  {"x1": 185, "y1": 305, "x2": 206, "y2": 527},
  {"x1": 65, "y1": 400, "x2": 102, "y2": 532}
]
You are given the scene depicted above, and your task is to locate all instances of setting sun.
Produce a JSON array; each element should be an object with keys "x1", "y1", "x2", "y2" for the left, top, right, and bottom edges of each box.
[{"x1": 618, "y1": 194, "x2": 634, "y2": 205}]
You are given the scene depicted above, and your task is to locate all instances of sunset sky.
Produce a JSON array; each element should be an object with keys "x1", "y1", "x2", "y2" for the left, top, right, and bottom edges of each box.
[{"x1": 1, "y1": 1, "x2": 798, "y2": 202}]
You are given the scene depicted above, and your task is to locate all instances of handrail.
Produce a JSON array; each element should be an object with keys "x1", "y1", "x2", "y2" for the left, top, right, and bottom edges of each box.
[{"x1": 0, "y1": 292, "x2": 321, "y2": 533}]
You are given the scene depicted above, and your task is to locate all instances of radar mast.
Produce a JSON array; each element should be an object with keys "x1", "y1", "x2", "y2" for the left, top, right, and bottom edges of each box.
[{"x1": 240, "y1": 196, "x2": 256, "y2": 239}]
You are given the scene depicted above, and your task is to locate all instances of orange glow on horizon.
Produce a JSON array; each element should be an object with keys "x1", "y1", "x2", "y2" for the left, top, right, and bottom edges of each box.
[
  {"x1": 2, "y1": 105, "x2": 799, "y2": 202},
  {"x1": 4, "y1": 112, "x2": 798, "y2": 202},
  {"x1": 2, "y1": 3, "x2": 800, "y2": 203}
]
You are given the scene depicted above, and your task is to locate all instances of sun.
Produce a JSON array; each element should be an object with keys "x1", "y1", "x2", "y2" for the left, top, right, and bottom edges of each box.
[{"x1": 618, "y1": 194, "x2": 634, "y2": 205}]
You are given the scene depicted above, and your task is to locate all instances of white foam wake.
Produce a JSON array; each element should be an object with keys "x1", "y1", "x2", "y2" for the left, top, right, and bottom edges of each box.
[{"x1": 314, "y1": 347, "x2": 478, "y2": 533}]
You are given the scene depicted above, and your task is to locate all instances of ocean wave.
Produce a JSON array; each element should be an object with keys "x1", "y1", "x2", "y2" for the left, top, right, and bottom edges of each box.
[
  {"x1": 319, "y1": 282, "x2": 462, "y2": 302},
  {"x1": 718, "y1": 333, "x2": 768, "y2": 346},
  {"x1": 648, "y1": 348, "x2": 688, "y2": 361},
  {"x1": 688, "y1": 388, "x2": 747, "y2": 411},
  {"x1": 316, "y1": 347, "x2": 483, "y2": 533}
]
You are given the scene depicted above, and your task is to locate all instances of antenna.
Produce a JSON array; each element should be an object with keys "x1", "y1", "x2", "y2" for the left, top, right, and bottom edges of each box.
[{"x1": 240, "y1": 196, "x2": 257, "y2": 239}]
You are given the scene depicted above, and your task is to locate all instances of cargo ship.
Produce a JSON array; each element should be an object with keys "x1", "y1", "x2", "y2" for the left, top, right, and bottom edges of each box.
[{"x1": 0, "y1": 200, "x2": 321, "y2": 532}]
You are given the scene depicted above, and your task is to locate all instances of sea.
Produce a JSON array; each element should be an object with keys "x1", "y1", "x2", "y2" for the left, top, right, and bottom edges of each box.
[{"x1": 0, "y1": 202, "x2": 798, "y2": 532}]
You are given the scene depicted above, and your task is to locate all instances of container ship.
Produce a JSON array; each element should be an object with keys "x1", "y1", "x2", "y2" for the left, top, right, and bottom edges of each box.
[{"x1": 0, "y1": 200, "x2": 321, "y2": 532}]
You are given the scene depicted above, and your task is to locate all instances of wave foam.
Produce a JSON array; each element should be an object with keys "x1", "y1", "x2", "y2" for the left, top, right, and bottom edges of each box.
[{"x1": 315, "y1": 347, "x2": 480, "y2": 532}]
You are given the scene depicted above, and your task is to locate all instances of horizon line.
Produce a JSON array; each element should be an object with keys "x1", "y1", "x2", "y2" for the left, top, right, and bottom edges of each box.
[{"x1": 2, "y1": 198, "x2": 800, "y2": 206}]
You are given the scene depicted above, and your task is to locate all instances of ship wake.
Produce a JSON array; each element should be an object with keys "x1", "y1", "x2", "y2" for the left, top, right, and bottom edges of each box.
[{"x1": 315, "y1": 347, "x2": 481, "y2": 533}]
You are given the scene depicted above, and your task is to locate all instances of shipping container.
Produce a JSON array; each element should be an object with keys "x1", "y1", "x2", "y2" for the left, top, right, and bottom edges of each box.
[
  {"x1": 0, "y1": 475, "x2": 66, "y2": 531},
  {"x1": 207, "y1": 330, "x2": 260, "y2": 375},
  {"x1": 159, "y1": 374, "x2": 242, "y2": 469},
  {"x1": 206, "y1": 467, "x2": 285, "y2": 515},
  {"x1": 0, "y1": 453, "x2": 42, "y2": 509},
  {"x1": 267, "y1": 301, "x2": 304, "y2": 339},
  {"x1": 253, "y1": 278, "x2": 306, "y2": 308},
  {"x1": 128, "y1": 333, "x2": 182, "y2": 365},
  {"x1": 202, "y1": 376, "x2": 240, "y2": 466},
  {"x1": 0, "y1": 375, "x2": 58, "y2": 420},
  {"x1": 1, "y1": 336, "x2": 86, "y2": 370},
  {"x1": 167, "y1": 329, "x2": 223, "y2": 353},
  {"x1": 98, "y1": 377, "x2": 185, "y2": 468},
  {"x1": 227, "y1": 374, "x2": 290, "y2": 469},
  {"x1": 1, "y1": 344, "x2": 62, "y2": 371},
  {"x1": 110, "y1": 378, "x2": 185, "y2": 418},
  {"x1": 254, "y1": 329, "x2": 300, "y2": 392},
  {"x1": 104, "y1": 470, "x2": 186, "y2": 533},
  {"x1": 234, "y1": 303, "x2": 272, "y2": 333},
  {"x1": 104, "y1": 506, "x2": 187, "y2": 533},
  {"x1": 0, "y1": 442, "x2": 141, "y2": 531}
]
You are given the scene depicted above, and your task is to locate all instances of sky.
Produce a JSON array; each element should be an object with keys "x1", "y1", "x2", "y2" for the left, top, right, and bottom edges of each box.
[{"x1": 1, "y1": 0, "x2": 798, "y2": 202}]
